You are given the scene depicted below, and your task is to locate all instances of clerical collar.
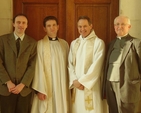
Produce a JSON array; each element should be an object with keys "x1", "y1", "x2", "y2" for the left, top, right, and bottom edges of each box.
[
  {"x1": 117, "y1": 34, "x2": 128, "y2": 40},
  {"x1": 48, "y1": 37, "x2": 58, "y2": 41}
]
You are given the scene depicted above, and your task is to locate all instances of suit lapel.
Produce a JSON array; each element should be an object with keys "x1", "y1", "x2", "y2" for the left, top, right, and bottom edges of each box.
[
  {"x1": 7, "y1": 33, "x2": 17, "y2": 55},
  {"x1": 106, "y1": 35, "x2": 133, "y2": 67},
  {"x1": 120, "y1": 35, "x2": 133, "y2": 66},
  {"x1": 106, "y1": 39, "x2": 116, "y2": 66}
]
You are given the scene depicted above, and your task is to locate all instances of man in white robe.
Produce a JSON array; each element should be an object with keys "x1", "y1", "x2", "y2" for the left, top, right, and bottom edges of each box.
[
  {"x1": 68, "y1": 16, "x2": 108, "y2": 113},
  {"x1": 31, "y1": 16, "x2": 70, "y2": 113}
]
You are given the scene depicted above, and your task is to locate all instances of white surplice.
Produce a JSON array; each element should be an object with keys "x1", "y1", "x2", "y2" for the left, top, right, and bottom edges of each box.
[
  {"x1": 31, "y1": 35, "x2": 70, "y2": 113},
  {"x1": 68, "y1": 30, "x2": 108, "y2": 113}
]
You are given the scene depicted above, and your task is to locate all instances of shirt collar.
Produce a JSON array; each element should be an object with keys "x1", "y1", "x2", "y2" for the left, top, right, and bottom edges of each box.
[{"x1": 14, "y1": 32, "x2": 25, "y2": 41}]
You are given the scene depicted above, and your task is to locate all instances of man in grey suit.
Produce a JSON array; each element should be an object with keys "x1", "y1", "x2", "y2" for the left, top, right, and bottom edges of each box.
[
  {"x1": 0, "y1": 14, "x2": 37, "y2": 113},
  {"x1": 102, "y1": 15, "x2": 141, "y2": 113}
]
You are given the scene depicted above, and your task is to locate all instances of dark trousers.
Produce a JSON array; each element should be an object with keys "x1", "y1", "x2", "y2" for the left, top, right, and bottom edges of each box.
[
  {"x1": 106, "y1": 80, "x2": 119, "y2": 113},
  {"x1": 0, "y1": 93, "x2": 32, "y2": 113},
  {"x1": 106, "y1": 80, "x2": 138, "y2": 113}
]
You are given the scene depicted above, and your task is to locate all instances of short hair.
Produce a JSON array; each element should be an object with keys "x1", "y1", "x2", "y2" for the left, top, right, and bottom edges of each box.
[
  {"x1": 13, "y1": 13, "x2": 28, "y2": 23},
  {"x1": 43, "y1": 16, "x2": 58, "y2": 27},
  {"x1": 114, "y1": 15, "x2": 131, "y2": 25},
  {"x1": 77, "y1": 16, "x2": 92, "y2": 25}
]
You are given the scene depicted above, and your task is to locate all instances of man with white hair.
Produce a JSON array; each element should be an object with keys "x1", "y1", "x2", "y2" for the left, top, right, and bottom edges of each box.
[{"x1": 102, "y1": 15, "x2": 141, "y2": 113}]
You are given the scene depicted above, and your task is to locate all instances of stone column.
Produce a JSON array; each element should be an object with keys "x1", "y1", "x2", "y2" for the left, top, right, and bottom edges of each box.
[
  {"x1": 0, "y1": 0, "x2": 13, "y2": 36},
  {"x1": 120, "y1": 0, "x2": 141, "y2": 39}
]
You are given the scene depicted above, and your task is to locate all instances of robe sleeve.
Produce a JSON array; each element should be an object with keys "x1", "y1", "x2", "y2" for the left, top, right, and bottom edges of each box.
[
  {"x1": 0, "y1": 36, "x2": 11, "y2": 84},
  {"x1": 79, "y1": 38, "x2": 105, "y2": 90},
  {"x1": 68, "y1": 41, "x2": 78, "y2": 88},
  {"x1": 32, "y1": 40, "x2": 47, "y2": 95},
  {"x1": 31, "y1": 40, "x2": 49, "y2": 113}
]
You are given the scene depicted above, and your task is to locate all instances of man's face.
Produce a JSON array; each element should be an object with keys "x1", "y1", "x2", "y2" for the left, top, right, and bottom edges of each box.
[
  {"x1": 13, "y1": 16, "x2": 28, "y2": 35},
  {"x1": 77, "y1": 19, "x2": 92, "y2": 38},
  {"x1": 114, "y1": 17, "x2": 131, "y2": 37},
  {"x1": 44, "y1": 20, "x2": 59, "y2": 38}
]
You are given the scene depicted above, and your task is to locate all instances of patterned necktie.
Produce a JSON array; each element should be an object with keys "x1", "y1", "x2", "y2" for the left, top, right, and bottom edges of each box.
[{"x1": 16, "y1": 38, "x2": 21, "y2": 56}]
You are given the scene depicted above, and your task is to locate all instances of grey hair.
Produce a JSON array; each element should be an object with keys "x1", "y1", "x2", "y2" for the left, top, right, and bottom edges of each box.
[{"x1": 114, "y1": 15, "x2": 131, "y2": 25}]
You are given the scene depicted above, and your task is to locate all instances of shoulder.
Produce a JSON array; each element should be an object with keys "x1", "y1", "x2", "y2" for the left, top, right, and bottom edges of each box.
[
  {"x1": 95, "y1": 37, "x2": 105, "y2": 47},
  {"x1": 129, "y1": 34, "x2": 141, "y2": 45},
  {"x1": 95, "y1": 37, "x2": 104, "y2": 43},
  {"x1": 58, "y1": 38, "x2": 68, "y2": 46},
  {"x1": 36, "y1": 38, "x2": 46, "y2": 50},
  {"x1": 37, "y1": 38, "x2": 44, "y2": 44},
  {"x1": 25, "y1": 34, "x2": 37, "y2": 43},
  {"x1": 58, "y1": 38, "x2": 68, "y2": 44},
  {"x1": 132, "y1": 39, "x2": 141, "y2": 49},
  {"x1": 0, "y1": 33, "x2": 13, "y2": 40},
  {"x1": 70, "y1": 38, "x2": 79, "y2": 47},
  {"x1": 132, "y1": 37, "x2": 141, "y2": 42}
]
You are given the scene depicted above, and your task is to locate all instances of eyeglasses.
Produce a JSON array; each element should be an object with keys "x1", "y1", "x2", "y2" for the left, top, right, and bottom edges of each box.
[{"x1": 114, "y1": 23, "x2": 129, "y2": 27}]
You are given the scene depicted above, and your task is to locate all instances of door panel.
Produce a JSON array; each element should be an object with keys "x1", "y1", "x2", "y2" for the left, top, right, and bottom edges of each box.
[
  {"x1": 13, "y1": 0, "x2": 119, "y2": 45},
  {"x1": 24, "y1": 3, "x2": 58, "y2": 40},
  {"x1": 66, "y1": 0, "x2": 119, "y2": 45},
  {"x1": 75, "y1": 4, "x2": 109, "y2": 43},
  {"x1": 13, "y1": 0, "x2": 65, "y2": 41}
]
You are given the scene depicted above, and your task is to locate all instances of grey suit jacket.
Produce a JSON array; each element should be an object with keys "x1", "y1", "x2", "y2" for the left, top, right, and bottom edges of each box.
[
  {"x1": 102, "y1": 34, "x2": 141, "y2": 103},
  {"x1": 0, "y1": 33, "x2": 37, "y2": 96}
]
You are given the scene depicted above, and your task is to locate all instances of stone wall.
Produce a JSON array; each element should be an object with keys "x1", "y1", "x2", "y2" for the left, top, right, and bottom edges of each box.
[{"x1": 0, "y1": 0, "x2": 13, "y2": 36}]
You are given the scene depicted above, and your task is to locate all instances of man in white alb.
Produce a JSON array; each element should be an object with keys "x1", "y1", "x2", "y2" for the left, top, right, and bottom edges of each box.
[
  {"x1": 68, "y1": 16, "x2": 108, "y2": 113},
  {"x1": 31, "y1": 16, "x2": 70, "y2": 113}
]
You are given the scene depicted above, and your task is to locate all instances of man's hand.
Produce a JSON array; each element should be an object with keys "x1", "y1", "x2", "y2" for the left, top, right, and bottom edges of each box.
[
  {"x1": 37, "y1": 92, "x2": 46, "y2": 100},
  {"x1": 78, "y1": 85, "x2": 84, "y2": 90},
  {"x1": 6, "y1": 80, "x2": 16, "y2": 92},
  {"x1": 11, "y1": 83, "x2": 25, "y2": 94},
  {"x1": 73, "y1": 80, "x2": 84, "y2": 90}
]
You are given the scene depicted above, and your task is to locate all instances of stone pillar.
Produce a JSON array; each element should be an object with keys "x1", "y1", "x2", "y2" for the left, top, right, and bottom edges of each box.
[
  {"x1": 0, "y1": 0, "x2": 13, "y2": 36},
  {"x1": 120, "y1": 0, "x2": 141, "y2": 39}
]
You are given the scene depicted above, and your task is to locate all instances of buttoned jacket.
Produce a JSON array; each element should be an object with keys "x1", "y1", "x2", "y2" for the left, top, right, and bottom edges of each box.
[{"x1": 0, "y1": 33, "x2": 37, "y2": 96}]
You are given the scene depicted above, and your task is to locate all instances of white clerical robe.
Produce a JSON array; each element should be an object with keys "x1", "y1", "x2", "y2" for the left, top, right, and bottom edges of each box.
[
  {"x1": 31, "y1": 35, "x2": 70, "y2": 113},
  {"x1": 68, "y1": 30, "x2": 108, "y2": 113}
]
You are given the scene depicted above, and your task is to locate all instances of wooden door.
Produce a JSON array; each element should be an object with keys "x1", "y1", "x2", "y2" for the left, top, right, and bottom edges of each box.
[
  {"x1": 13, "y1": 0, "x2": 66, "y2": 41},
  {"x1": 66, "y1": 0, "x2": 119, "y2": 45},
  {"x1": 13, "y1": 0, "x2": 119, "y2": 45}
]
